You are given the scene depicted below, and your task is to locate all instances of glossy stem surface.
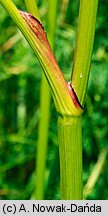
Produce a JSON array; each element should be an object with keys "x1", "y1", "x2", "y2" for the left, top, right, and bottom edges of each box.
[{"x1": 58, "y1": 115, "x2": 83, "y2": 199}]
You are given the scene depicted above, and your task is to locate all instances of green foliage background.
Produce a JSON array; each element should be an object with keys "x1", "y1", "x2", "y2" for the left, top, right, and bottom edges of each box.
[{"x1": 0, "y1": 0, "x2": 108, "y2": 199}]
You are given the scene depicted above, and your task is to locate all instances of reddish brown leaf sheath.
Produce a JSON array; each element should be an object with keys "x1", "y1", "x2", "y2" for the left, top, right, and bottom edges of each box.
[{"x1": 19, "y1": 11, "x2": 83, "y2": 115}]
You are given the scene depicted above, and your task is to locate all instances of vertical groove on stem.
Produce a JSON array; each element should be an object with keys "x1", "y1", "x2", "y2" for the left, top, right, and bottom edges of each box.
[{"x1": 58, "y1": 115, "x2": 83, "y2": 200}]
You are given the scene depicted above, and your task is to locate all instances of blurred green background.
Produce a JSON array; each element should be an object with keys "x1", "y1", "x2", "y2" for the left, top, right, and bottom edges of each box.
[{"x1": 0, "y1": 0, "x2": 108, "y2": 200}]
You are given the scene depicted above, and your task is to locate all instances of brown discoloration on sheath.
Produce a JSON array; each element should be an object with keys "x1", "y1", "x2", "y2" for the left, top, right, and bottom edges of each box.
[
  {"x1": 67, "y1": 82, "x2": 83, "y2": 109},
  {"x1": 21, "y1": 12, "x2": 45, "y2": 42},
  {"x1": 19, "y1": 11, "x2": 82, "y2": 110},
  {"x1": 19, "y1": 11, "x2": 57, "y2": 66}
]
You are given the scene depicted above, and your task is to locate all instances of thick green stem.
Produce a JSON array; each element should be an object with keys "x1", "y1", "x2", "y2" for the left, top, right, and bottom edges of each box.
[
  {"x1": 24, "y1": 0, "x2": 40, "y2": 20},
  {"x1": 71, "y1": 0, "x2": 98, "y2": 106},
  {"x1": 58, "y1": 115, "x2": 83, "y2": 200},
  {"x1": 0, "y1": 0, "x2": 99, "y2": 201}
]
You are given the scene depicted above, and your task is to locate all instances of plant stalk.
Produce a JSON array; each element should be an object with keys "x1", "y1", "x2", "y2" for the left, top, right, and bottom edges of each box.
[
  {"x1": 83, "y1": 148, "x2": 108, "y2": 199},
  {"x1": 35, "y1": 75, "x2": 50, "y2": 199},
  {"x1": 71, "y1": 0, "x2": 99, "y2": 107},
  {"x1": 58, "y1": 115, "x2": 83, "y2": 200},
  {"x1": 0, "y1": 0, "x2": 80, "y2": 116},
  {"x1": 35, "y1": 0, "x2": 58, "y2": 199},
  {"x1": 24, "y1": 0, "x2": 48, "y2": 200},
  {"x1": 24, "y1": 0, "x2": 40, "y2": 20},
  {"x1": 0, "y1": 0, "x2": 99, "y2": 201}
]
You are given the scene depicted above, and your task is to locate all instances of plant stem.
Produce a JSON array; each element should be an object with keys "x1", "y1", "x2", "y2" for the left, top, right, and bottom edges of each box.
[
  {"x1": 83, "y1": 148, "x2": 108, "y2": 199},
  {"x1": 71, "y1": 0, "x2": 98, "y2": 107},
  {"x1": 47, "y1": 0, "x2": 58, "y2": 47},
  {"x1": 58, "y1": 115, "x2": 83, "y2": 200},
  {"x1": 24, "y1": 0, "x2": 40, "y2": 20},
  {"x1": 0, "y1": 0, "x2": 99, "y2": 201},
  {"x1": 24, "y1": 0, "x2": 47, "y2": 200},
  {"x1": 35, "y1": 0, "x2": 58, "y2": 199},
  {"x1": 35, "y1": 75, "x2": 50, "y2": 199},
  {"x1": 0, "y1": 0, "x2": 80, "y2": 116}
]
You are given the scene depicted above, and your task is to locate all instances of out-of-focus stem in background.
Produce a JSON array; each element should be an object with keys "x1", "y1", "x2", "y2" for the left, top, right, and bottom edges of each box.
[
  {"x1": 24, "y1": 0, "x2": 40, "y2": 20},
  {"x1": 24, "y1": 0, "x2": 58, "y2": 199},
  {"x1": 35, "y1": 0, "x2": 58, "y2": 200}
]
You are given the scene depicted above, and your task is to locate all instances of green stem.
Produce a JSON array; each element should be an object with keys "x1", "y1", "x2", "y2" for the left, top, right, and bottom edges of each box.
[
  {"x1": 24, "y1": 0, "x2": 47, "y2": 200},
  {"x1": 58, "y1": 115, "x2": 83, "y2": 200},
  {"x1": 83, "y1": 148, "x2": 108, "y2": 199},
  {"x1": 0, "y1": 0, "x2": 81, "y2": 116},
  {"x1": 35, "y1": 76, "x2": 50, "y2": 199},
  {"x1": 35, "y1": 0, "x2": 58, "y2": 200},
  {"x1": 71, "y1": 0, "x2": 98, "y2": 107},
  {"x1": 24, "y1": 0, "x2": 40, "y2": 20},
  {"x1": 0, "y1": 0, "x2": 99, "y2": 201},
  {"x1": 24, "y1": 0, "x2": 50, "y2": 200},
  {"x1": 47, "y1": 0, "x2": 58, "y2": 47}
]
